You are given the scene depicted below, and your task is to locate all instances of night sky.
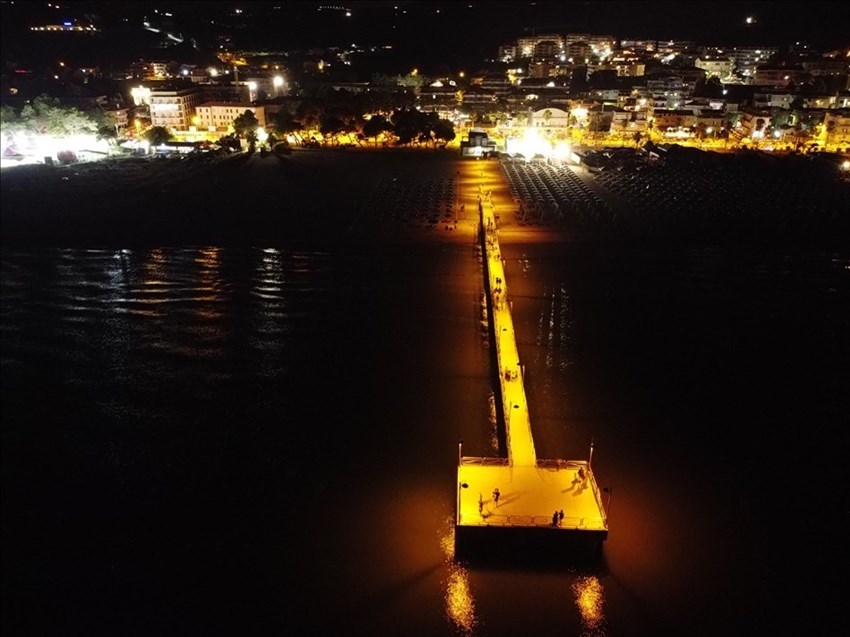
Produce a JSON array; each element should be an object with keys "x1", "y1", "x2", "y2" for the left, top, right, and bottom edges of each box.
[{"x1": 1, "y1": 1, "x2": 849, "y2": 72}]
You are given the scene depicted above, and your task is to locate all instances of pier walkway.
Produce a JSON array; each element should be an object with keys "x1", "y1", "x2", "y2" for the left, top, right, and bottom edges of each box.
[{"x1": 455, "y1": 159, "x2": 608, "y2": 544}]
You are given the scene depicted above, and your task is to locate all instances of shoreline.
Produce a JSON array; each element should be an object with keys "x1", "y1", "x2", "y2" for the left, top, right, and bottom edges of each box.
[{"x1": 2, "y1": 151, "x2": 848, "y2": 251}]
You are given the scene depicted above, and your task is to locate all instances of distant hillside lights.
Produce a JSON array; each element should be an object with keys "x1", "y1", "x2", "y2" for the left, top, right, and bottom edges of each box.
[
  {"x1": 318, "y1": 5, "x2": 352, "y2": 17},
  {"x1": 31, "y1": 22, "x2": 98, "y2": 32}
]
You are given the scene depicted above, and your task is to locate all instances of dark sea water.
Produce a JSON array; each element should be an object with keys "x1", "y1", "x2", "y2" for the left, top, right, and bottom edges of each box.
[{"x1": 2, "y1": 239, "x2": 847, "y2": 636}]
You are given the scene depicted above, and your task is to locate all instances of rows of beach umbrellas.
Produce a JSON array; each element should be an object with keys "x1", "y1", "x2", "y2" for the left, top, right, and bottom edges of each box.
[
  {"x1": 500, "y1": 161, "x2": 610, "y2": 225},
  {"x1": 591, "y1": 156, "x2": 850, "y2": 240},
  {"x1": 361, "y1": 176, "x2": 457, "y2": 226}
]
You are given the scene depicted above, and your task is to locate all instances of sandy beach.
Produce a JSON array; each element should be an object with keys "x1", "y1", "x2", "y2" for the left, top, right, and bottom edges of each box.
[
  {"x1": 7, "y1": 146, "x2": 847, "y2": 250},
  {"x1": 1, "y1": 149, "x2": 498, "y2": 248}
]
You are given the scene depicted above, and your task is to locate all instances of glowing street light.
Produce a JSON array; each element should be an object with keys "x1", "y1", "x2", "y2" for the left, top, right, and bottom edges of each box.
[
  {"x1": 247, "y1": 81, "x2": 257, "y2": 102},
  {"x1": 273, "y1": 75, "x2": 284, "y2": 96}
]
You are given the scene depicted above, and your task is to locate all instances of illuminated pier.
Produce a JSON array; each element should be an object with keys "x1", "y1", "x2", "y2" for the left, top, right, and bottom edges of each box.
[{"x1": 455, "y1": 161, "x2": 608, "y2": 559}]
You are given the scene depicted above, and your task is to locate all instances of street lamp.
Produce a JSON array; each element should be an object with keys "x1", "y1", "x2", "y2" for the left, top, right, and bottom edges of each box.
[{"x1": 273, "y1": 75, "x2": 284, "y2": 96}]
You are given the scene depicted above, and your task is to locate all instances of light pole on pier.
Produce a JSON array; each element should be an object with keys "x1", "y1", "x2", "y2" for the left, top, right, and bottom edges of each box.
[{"x1": 588, "y1": 438, "x2": 595, "y2": 467}]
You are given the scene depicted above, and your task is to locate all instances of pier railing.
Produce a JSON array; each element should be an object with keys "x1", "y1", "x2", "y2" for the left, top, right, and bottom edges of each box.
[
  {"x1": 461, "y1": 514, "x2": 607, "y2": 531},
  {"x1": 481, "y1": 201, "x2": 537, "y2": 466},
  {"x1": 460, "y1": 456, "x2": 510, "y2": 467},
  {"x1": 536, "y1": 459, "x2": 609, "y2": 526}
]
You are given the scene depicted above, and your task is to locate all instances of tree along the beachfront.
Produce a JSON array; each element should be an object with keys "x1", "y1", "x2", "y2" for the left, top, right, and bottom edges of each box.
[
  {"x1": 269, "y1": 110, "x2": 304, "y2": 145},
  {"x1": 319, "y1": 113, "x2": 345, "y2": 145},
  {"x1": 143, "y1": 126, "x2": 172, "y2": 146},
  {"x1": 432, "y1": 118, "x2": 456, "y2": 146},
  {"x1": 389, "y1": 109, "x2": 455, "y2": 147},
  {"x1": 233, "y1": 110, "x2": 260, "y2": 151},
  {"x1": 362, "y1": 114, "x2": 393, "y2": 147},
  {"x1": 1, "y1": 95, "x2": 99, "y2": 138}
]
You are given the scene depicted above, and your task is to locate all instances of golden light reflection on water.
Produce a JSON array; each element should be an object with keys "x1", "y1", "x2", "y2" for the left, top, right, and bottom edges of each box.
[
  {"x1": 194, "y1": 247, "x2": 223, "y2": 319},
  {"x1": 440, "y1": 517, "x2": 477, "y2": 635},
  {"x1": 572, "y1": 575, "x2": 606, "y2": 636},
  {"x1": 142, "y1": 248, "x2": 167, "y2": 287},
  {"x1": 439, "y1": 519, "x2": 455, "y2": 561},
  {"x1": 446, "y1": 566, "x2": 476, "y2": 635}
]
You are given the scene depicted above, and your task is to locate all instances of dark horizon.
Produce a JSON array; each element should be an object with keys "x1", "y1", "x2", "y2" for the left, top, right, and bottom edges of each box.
[{"x1": 2, "y1": 1, "x2": 848, "y2": 74}]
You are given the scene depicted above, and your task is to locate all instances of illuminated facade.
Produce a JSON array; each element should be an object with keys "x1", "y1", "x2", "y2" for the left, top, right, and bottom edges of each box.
[
  {"x1": 695, "y1": 56, "x2": 735, "y2": 79},
  {"x1": 528, "y1": 107, "x2": 570, "y2": 133},
  {"x1": 460, "y1": 86, "x2": 497, "y2": 111},
  {"x1": 738, "y1": 111, "x2": 773, "y2": 139},
  {"x1": 732, "y1": 47, "x2": 778, "y2": 78},
  {"x1": 655, "y1": 40, "x2": 694, "y2": 58},
  {"x1": 823, "y1": 111, "x2": 850, "y2": 146},
  {"x1": 498, "y1": 45, "x2": 517, "y2": 63},
  {"x1": 149, "y1": 88, "x2": 204, "y2": 131},
  {"x1": 652, "y1": 109, "x2": 698, "y2": 131},
  {"x1": 419, "y1": 84, "x2": 461, "y2": 112},
  {"x1": 753, "y1": 67, "x2": 811, "y2": 88},
  {"x1": 516, "y1": 35, "x2": 564, "y2": 60},
  {"x1": 194, "y1": 103, "x2": 266, "y2": 132},
  {"x1": 646, "y1": 76, "x2": 688, "y2": 109}
]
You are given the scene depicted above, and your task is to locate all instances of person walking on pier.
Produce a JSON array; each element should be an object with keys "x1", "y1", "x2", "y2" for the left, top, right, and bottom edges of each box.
[
  {"x1": 492, "y1": 488, "x2": 500, "y2": 506},
  {"x1": 558, "y1": 510, "x2": 564, "y2": 526},
  {"x1": 552, "y1": 511, "x2": 559, "y2": 527}
]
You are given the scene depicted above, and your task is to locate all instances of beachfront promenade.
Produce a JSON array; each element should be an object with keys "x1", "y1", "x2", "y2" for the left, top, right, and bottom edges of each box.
[{"x1": 455, "y1": 159, "x2": 608, "y2": 550}]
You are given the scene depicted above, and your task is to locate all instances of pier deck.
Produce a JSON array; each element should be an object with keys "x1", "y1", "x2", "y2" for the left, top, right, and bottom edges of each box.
[{"x1": 455, "y1": 159, "x2": 608, "y2": 546}]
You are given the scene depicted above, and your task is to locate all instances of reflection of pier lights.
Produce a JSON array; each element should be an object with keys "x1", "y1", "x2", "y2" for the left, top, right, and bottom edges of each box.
[
  {"x1": 273, "y1": 75, "x2": 284, "y2": 96},
  {"x1": 456, "y1": 439, "x2": 467, "y2": 524},
  {"x1": 603, "y1": 486, "x2": 613, "y2": 524},
  {"x1": 457, "y1": 481, "x2": 469, "y2": 524}
]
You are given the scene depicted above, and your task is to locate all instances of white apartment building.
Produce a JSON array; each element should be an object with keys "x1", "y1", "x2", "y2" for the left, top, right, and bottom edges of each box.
[
  {"x1": 149, "y1": 87, "x2": 204, "y2": 131},
  {"x1": 516, "y1": 35, "x2": 564, "y2": 59},
  {"x1": 732, "y1": 47, "x2": 778, "y2": 78},
  {"x1": 194, "y1": 103, "x2": 266, "y2": 132},
  {"x1": 646, "y1": 76, "x2": 688, "y2": 109},
  {"x1": 695, "y1": 56, "x2": 735, "y2": 79},
  {"x1": 528, "y1": 107, "x2": 570, "y2": 133}
]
